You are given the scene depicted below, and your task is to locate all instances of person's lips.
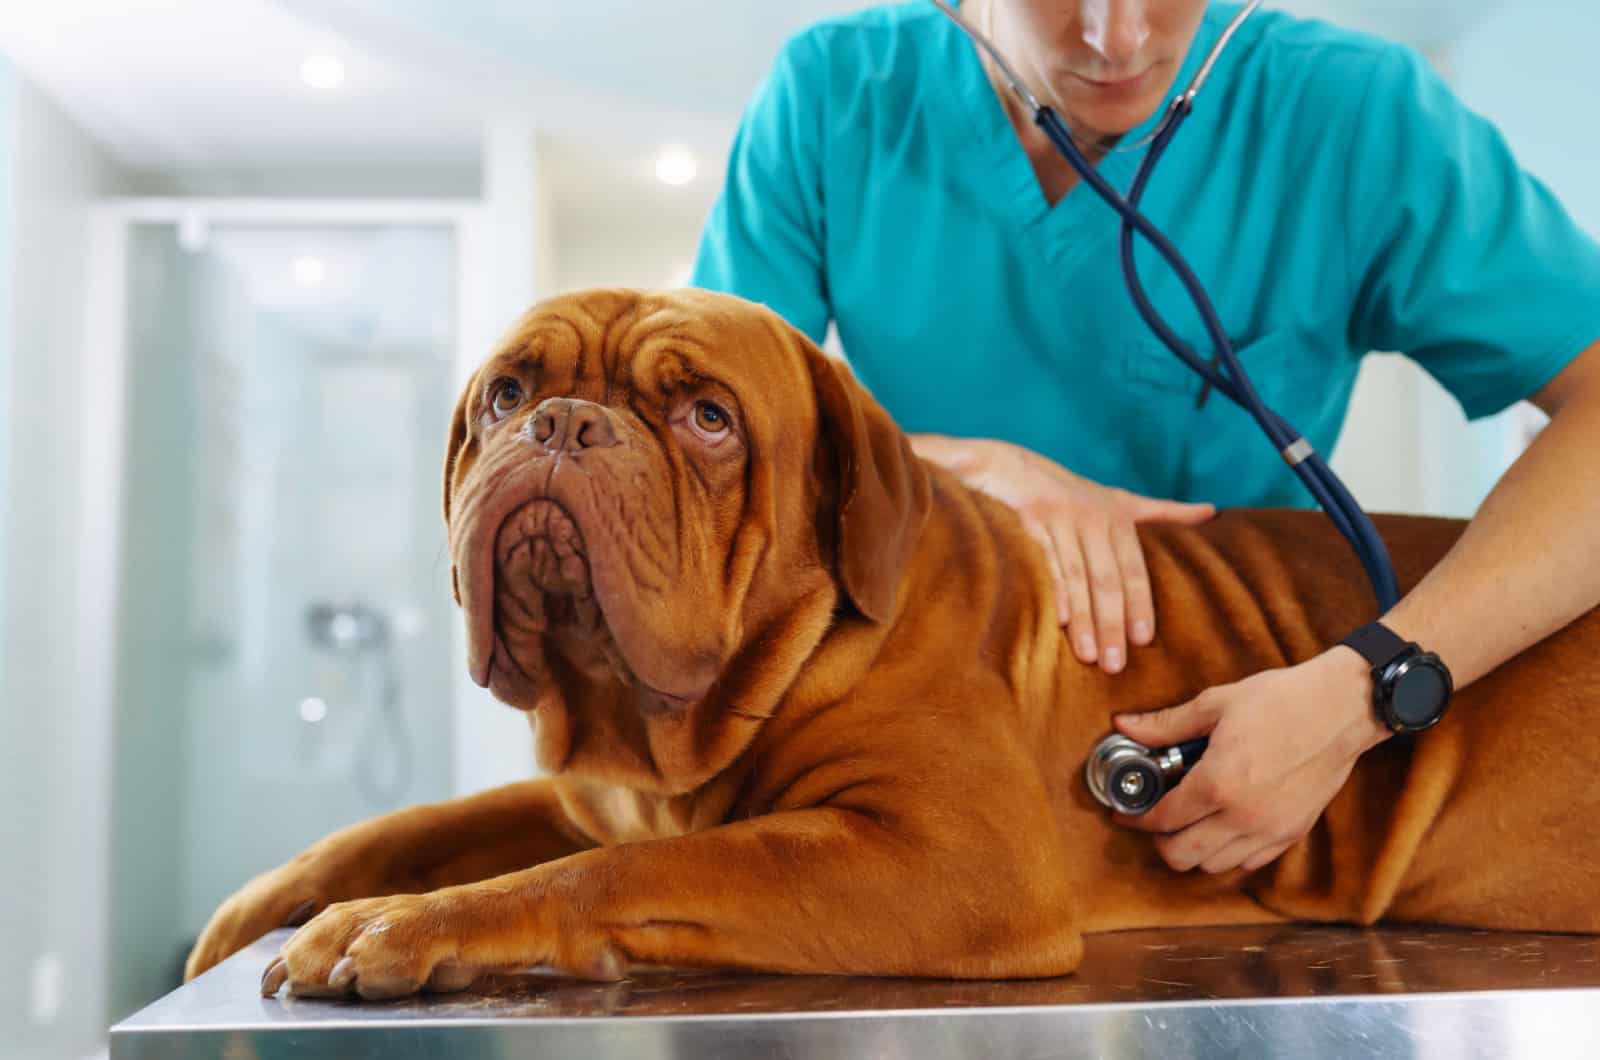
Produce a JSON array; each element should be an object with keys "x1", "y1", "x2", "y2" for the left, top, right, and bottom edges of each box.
[{"x1": 1069, "y1": 67, "x2": 1155, "y2": 99}]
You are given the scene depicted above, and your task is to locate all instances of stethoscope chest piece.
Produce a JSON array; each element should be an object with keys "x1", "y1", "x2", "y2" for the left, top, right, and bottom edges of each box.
[{"x1": 1084, "y1": 733, "x2": 1192, "y2": 815}]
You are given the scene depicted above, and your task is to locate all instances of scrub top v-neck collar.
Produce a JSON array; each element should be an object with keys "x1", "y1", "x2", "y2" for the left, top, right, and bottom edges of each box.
[{"x1": 934, "y1": 1, "x2": 1226, "y2": 272}]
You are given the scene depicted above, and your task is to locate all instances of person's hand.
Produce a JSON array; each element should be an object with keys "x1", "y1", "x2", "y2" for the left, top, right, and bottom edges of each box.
[
  {"x1": 1110, "y1": 647, "x2": 1391, "y2": 873},
  {"x1": 910, "y1": 434, "x2": 1215, "y2": 674}
]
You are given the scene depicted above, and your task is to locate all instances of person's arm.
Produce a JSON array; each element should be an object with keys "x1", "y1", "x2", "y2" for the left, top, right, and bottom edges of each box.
[
  {"x1": 1382, "y1": 339, "x2": 1600, "y2": 684},
  {"x1": 1116, "y1": 339, "x2": 1600, "y2": 872},
  {"x1": 690, "y1": 30, "x2": 831, "y2": 343},
  {"x1": 1112, "y1": 42, "x2": 1600, "y2": 873}
]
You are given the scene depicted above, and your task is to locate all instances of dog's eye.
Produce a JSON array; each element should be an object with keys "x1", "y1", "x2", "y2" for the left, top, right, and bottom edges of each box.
[
  {"x1": 491, "y1": 380, "x2": 525, "y2": 418},
  {"x1": 692, "y1": 400, "x2": 730, "y2": 435}
]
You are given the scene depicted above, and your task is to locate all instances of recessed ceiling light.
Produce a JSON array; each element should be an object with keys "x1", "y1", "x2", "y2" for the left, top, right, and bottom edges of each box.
[
  {"x1": 300, "y1": 54, "x2": 345, "y2": 90},
  {"x1": 298, "y1": 696, "x2": 328, "y2": 724},
  {"x1": 292, "y1": 256, "x2": 326, "y2": 286},
  {"x1": 655, "y1": 146, "x2": 698, "y2": 187}
]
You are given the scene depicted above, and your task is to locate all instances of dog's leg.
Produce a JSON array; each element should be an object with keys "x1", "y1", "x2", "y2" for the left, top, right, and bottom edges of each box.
[
  {"x1": 264, "y1": 786, "x2": 1085, "y2": 998},
  {"x1": 185, "y1": 778, "x2": 593, "y2": 981}
]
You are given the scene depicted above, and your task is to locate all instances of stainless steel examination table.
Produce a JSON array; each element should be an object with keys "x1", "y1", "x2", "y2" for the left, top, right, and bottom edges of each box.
[{"x1": 111, "y1": 923, "x2": 1600, "y2": 1059}]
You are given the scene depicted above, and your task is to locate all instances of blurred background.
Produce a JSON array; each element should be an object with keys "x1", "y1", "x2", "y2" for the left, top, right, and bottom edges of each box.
[{"x1": 0, "y1": 1, "x2": 1593, "y2": 1056}]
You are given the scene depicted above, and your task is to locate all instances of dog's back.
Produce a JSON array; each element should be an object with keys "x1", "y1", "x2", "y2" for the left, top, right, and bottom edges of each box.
[{"x1": 969, "y1": 498, "x2": 1600, "y2": 935}]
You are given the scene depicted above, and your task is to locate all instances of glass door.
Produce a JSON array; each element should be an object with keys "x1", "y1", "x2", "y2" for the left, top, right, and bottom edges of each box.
[{"x1": 112, "y1": 220, "x2": 458, "y2": 1012}]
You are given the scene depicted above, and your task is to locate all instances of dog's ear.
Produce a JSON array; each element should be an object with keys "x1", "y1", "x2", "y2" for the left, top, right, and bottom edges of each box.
[
  {"x1": 442, "y1": 376, "x2": 477, "y2": 605},
  {"x1": 802, "y1": 341, "x2": 931, "y2": 624}
]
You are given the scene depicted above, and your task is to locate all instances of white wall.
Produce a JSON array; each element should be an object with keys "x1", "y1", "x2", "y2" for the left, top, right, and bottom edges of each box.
[
  {"x1": 1455, "y1": 1, "x2": 1600, "y2": 238},
  {"x1": 547, "y1": 160, "x2": 710, "y2": 296},
  {"x1": 446, "y1": 123, "x2": 548, "y2": 797},
  {"x1": 0, "y1": 43, "x2": 27, "y2": 1060},
  {"x1": 1326, "y1": 354, "x2": 1429, "y2": 513},
  {"x1": 1, "y1": 68, "x2": 131, "y2": 1059},
  {"x1": 542, "y1": 137, "x2": 712, "y2": 295},
  {"x1": 552, "y1": 209, "x2": 704, "y2": 294},
  {"x1": 108, "y1": 223, "x2": 201, "y2": 1023}
]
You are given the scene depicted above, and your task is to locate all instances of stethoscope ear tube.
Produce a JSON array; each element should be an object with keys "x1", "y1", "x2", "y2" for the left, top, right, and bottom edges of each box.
[{"x1": 1036, "y1": 103, "x2": 1401, "y2": 614}]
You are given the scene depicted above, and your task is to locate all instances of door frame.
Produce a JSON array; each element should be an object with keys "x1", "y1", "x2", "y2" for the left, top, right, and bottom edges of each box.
[{"x1": 78, "y1": 196, "x2": 524, "y2": 1023}]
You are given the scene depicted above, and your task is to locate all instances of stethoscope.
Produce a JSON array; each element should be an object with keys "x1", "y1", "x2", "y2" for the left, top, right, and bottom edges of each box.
[{"x1": 930, "y1": 0, "x2": 1401, "y2": 814}]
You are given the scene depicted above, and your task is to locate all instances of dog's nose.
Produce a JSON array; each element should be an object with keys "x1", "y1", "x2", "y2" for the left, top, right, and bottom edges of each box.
[{"x1": 529, "y1": 397, "x2": 619, "y2": 452}]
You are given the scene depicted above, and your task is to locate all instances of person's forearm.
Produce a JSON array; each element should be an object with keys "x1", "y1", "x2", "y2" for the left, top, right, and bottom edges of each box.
[{"x1": 1381, "y1": 381, "x2": 1600, "y2": 688}]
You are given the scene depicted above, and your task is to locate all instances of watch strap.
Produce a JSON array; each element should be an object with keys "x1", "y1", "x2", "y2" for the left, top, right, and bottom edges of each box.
[{"x1": 1340, "y1": 621, "x2": 1411, "y2": 671}]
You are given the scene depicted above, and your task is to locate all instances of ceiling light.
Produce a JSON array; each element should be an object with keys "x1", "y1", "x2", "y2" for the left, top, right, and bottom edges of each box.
[
  {"x1": 655, "y1": 146, "x2": 698, "y2": 187},
  {"x1": 298, "y1": 697, "x2": 328, "y2": 724},
  {"x1": 292, "y1": 256, "x2": 326, "y2": 286},
  {"x1": 300, "y1": 54, "x2": 345, "y2": 90}
]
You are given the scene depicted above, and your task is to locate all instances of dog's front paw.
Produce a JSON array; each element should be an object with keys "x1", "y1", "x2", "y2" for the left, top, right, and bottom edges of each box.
[{"x1": 261, "y1": 894, "x2": 481, "y2": 1001}]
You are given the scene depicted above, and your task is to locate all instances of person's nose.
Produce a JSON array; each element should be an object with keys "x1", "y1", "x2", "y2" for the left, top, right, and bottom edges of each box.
[{"x1": 1079, "y1": 0, "x2": 1152, "y2": 69}]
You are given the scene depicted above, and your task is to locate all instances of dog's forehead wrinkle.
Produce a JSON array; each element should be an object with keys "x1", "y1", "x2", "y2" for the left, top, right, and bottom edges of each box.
[
  {"x1": 590, "y1": 296, "x2": 649, "y2": 396},
  {"x1": 622, "y1": 316, "x2": 720, "y2": 395},
  {"x1": 506, "y1": 342, "x2": 543, "y2": 374}
]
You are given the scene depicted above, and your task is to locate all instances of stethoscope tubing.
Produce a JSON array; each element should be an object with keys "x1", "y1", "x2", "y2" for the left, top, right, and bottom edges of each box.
[
  {"x1": 1106, "y1": 106, "x2": 1401, "y2": 608},
  {"x1": 920, "y1": 3, "x2": 1405, "y2": 808},
  {"x1": 1037, "y1": 97, "x2": 1402, "y2": 770},
  {"x1": 1029, "y1": 95, "x2": 1403, "y2": 613},
  {"x1": 955, "y1": 7, "x2": 1413, "y2": 778},
  {"x1": 928, "y1": 0, "x2": 1401, "y2": 615}
]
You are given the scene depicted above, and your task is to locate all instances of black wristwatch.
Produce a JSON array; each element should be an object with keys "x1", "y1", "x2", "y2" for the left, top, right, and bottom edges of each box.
[{"x1": 1339, "y1": 621, "x2": 1453, "y2": 734}]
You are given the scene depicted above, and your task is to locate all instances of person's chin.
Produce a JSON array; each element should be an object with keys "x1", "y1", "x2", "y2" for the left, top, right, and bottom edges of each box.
[
  {"x1": 1065, "y1": 102, "x2": 1154, "y2": 143},
  {"x1": 1067, "y1": 90, "x2": 1168, "y2": 140}
]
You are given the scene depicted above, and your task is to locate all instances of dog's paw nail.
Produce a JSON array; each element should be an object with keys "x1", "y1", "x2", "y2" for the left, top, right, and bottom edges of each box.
[
  {"x1": 593, "y1": 945, "x2": 627, "y2": 981},
  {"x1": 284, "y1": 900, "x2": 317, "y2": 927},
  {"x1": 329, "y1": 956, "x2": 357, "y2": 991},
  {"x1": 261, "y1": 958, "x2": 288, "y2": 997},
  {"x1": 426, "y1": 960, "x2": 478, "y2": 993},
  {"x1": 357, "y1": 975, "x2": 419, "y2": 1001}
]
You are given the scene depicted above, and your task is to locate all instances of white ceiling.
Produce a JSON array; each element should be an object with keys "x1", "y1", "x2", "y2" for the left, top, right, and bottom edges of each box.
[
  {"x1": 0, "y1": 0, "x2": 1503, "y2": 205},
  {"x1": 0, "y1": 0, "x2": 863, "y2": 180}
]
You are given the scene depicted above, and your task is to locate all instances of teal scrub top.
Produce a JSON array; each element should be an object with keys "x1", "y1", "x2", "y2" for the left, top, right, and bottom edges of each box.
[{"x1": 690, "y1": 1, "x2": 1600, "y2": 507}]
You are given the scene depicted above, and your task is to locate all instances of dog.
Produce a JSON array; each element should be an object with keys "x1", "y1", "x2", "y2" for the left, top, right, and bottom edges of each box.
[{"x1": 185, "y1": 288, "x2": 1600, "y2": 1000}]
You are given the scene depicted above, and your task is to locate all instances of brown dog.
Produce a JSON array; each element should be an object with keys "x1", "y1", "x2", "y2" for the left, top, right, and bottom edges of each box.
[{"x1": 186, "y1": 288, "x2": 1600, "y2": 999}]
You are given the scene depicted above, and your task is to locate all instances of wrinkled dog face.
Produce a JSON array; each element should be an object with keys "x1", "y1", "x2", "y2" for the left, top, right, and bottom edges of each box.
[
  {"x1": 446, "y1": 291, "x2": 775, "y2": 712},
  {"x1": 442, "y1": 288, "x2": 929, "y2": 784}
]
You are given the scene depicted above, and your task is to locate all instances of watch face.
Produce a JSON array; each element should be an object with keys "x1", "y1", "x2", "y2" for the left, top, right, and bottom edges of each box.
[{"x1": 1392, "y1": 662, "x2": 1449, "y2": 728}]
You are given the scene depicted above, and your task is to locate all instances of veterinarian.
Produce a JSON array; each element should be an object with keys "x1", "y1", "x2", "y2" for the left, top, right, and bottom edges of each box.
[{"x1": 691, "y1": 0, "x2": 1600, "y2": 875}]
